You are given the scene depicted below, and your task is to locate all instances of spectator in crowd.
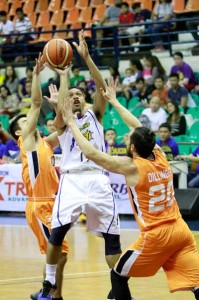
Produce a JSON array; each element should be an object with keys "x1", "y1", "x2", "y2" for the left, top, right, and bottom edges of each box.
[
  {"x1": 2, "y1": 137, "x2": 20, "y2": 163},
  {"x1": 177, "y1": 146, "x2": 199, "y2": 188},
  {"x1": 170, "y1": 52, "x2": 198, "y2": 90},
  {"x1": 96, "y1": 0, "x2": 122, "y2": 50},
  {"x1": 122, "y1": 67, "x2": 140, "y2": 99},
  {"x1": 126, "y1": 2, "x2": 151, "y2": 45},
  {"x1": 0, "y1": 11, "x2": 14, "y2": 63},
  {"x1": 134, "y1": 77, "x2": 152, "y2": 106},
  {"x1": 3, "y1": 65, "x2": 19, "y2": 94},
  {"x1": 118, "y1": 2, "x2": 135, "y2": 45},
  {"x1": 11, "y1": 8, "x2": 35, "y2": 62},
  {"x1": 18, "y1": 80, "x2": 32, "y2": 114},
  {"x1": 142, "y1": 96, "x2": 167, "y2": 132},
  {"x1": 125, "y1": 59, "x2": 143, "y2": 97},
  {"x1": 147, "y1": 0, "x2": 174, "y2": 51},
  {"x1": 142, "y1": 55, "x2": 167, "y2": 86},
  {"x1": 0, "y1": 122, "x2": 13, "y2": 161},
  {"x1": 152, "y1": 76, "x2": 168, "y2": 107},
  {"x1": 0, "y1": 84, "x2": 19, "y2": 117},
  {"x1": 156, "y1": 122, "x2": 179, "y2": 161},
  {"x1": 18, "y1": 67, "x2": 33, "y2": 100},
  {"x1": 108, "y1": 66, "x2": 124, "y2": 97},
  {"x1": 186, "y1": 20, "x2": 199, "y2": 49},
  {"x1": 168, "y1": 73, "x2": 188, "y2": 110},
  {"x1": 69, "y1": 65, "x2": 85, "y2": 87},
  {"x1": 167, "y1": 100, "x2": 186, "y2": 136},
  {"x1": 104, "y1": 128, "x2": 127, "y2": 156},
  {"x1": 42, "y1": 117, "x2": 56, "y2": 137}
]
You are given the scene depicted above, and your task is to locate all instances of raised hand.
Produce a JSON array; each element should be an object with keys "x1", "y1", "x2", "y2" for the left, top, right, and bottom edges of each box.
[
  {"x1": 34, "y1": 53, "x2": 45, "y2": 75},
  {"x1": 43, "y1": 84, "x2": 59, "y2": 106},
  {"x1": 45, "y1": 63, "x2": 70, "y2": 76},
  {"x1": 62, "y1": 98, "x2": 76, "y2": 125},
  {"x1": 72, "y1": 30, "x2": 89, "y2": 60},
  {"x1": 100, "y1": 77, "x2": 118, "y2": 104}
]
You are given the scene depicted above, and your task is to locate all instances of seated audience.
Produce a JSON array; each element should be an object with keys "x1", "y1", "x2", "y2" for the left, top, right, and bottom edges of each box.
[
  {"x1": 0, "y1": 10, "x2": 14, "y2": 63},
  {"x1": 18, "y1": 80, "x2": 32, "y2": 114},
  {"x1": 170, "y1": 52, "x2": 198, "y2": 90},
  {"x1": 142, "y1": 55, "x2": 167, "y2": 86},
  {"x1": 2, "y1": 138, "x2": 20, "y2": 163},
  {"x1": 11, "y1": 8, "x2": 35, "y2": 61},
  {"x1": 168, "y1": 73, "x2": 188, "y2": 110},
  {"x1": 96, "y1": 0, "x2": 122, "y2": 50},
  {"x1": 104, "y1": 128, "x2": 127, "y2": 156},
  {"x1": 18, "y1": 67, "x2": 33, "y2": 100},
  {"x1": 146, "y1": 0, "x2": 174, "y2": 51},
  {"x1": 186, "y1": 20, "x2": 199, "y2": 49},
  {"x1": 167, "y1": 100, "x2": 186, "y2": 136},
  {"x1": 42, "y1": 116, "x2": 62, "y2": 155},
  {"x1": 156, "y1": 122, "x2": 179, "y2": 161},
  {"x1": 122, "y1": 67, "x2": 141, "y2": 99},
  {"x1": 142, "y1": 96, "x2": 167, "y2": 132},
  {"x1": 70, "y1": 65, "x2": 85, "y2": 87},
  {"x1": 152, "y1": 76, "x2": 168, "y2": 107},
  {"x1": 0, "y1": 84, "x2": 19, "y2": 117},
  {"x1": 134, "y1": 77, "x2": 152, "y2": 106},
  {"x1": 118, "y1": 2, "x2": 134, "y2": 41},
  {"x1": 3, "y1": 65, "x2": 19, "y2": 95},
  {"x1": 177, "y1": 146, "x2": 199, "y2": 188},
  {"x1": 126, "y1": 2, "x2": 151, "y2": 45}
]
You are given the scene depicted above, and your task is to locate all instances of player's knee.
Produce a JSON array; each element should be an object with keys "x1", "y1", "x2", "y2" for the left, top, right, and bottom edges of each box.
[
  {"x1": 102, "y1": 233, "x2": 122, "y2": 255},
  {"x1": 58, "y1": 253, "x2": 67, "y2": 268},
  {"x1": 49, "y1": 224, "x2": 71, "y2": 246}
]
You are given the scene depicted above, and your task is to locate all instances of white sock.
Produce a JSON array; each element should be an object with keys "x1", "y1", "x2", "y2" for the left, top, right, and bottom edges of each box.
[{"x1": 45, "y1": 263, "x2": 57, "y2": 285}]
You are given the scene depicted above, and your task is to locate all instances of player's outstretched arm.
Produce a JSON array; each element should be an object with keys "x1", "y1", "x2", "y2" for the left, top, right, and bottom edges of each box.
[
  {"x1": 72, "y1": 30, "x2": 106, "y2": 121},
  {"x1": 22, "y1": 54, "x2": 45, "y2": 139},
  {"x1": 62, "y1": 99, "x2": 134, "y2": 176},
  {"x1": 101, "y1": 77, "x2": 142, "y2": 129}
]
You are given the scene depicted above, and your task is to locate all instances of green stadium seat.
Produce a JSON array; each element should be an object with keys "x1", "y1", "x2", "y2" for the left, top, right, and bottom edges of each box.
[
  {"x1": 131, "y1": 106, "x2": 144, "y2": 117},
  {"x1": 188, "y1": 121, "x2": 199, "y2": 140},
  {"x1": 114, "y1": 123, "x2": 129, "y2": 143},
  {"x1": 102, "y1": 112, "x2": 112, "y2": 130},
  {"x1": 190, "y1": 93, "x2": 199, "y2": 106},
  {"x1": 174, "y1": 135, "x2": 193, "y2": 155},
  {"x1": 0, "y1": 114, "x2": 9, "y2": 131},
  {"x1": 117, "y1": 96, "x2": 127, "y2": 108},
  {"x1": 194, "y1": 71, "x2": 199, "y2": 84},
  {"x1": 186, "y1": 107, "x2": 199, "y2": 119},
  {"x1": 127, "y1": 97, "x2": 139, "y2": 111}
]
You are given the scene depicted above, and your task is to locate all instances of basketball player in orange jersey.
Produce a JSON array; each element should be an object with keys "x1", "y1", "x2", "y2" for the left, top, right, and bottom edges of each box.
[
  {"x1": 9, "y1": 54, "x2": 68, "y2": 300},
  {"x1": 62, "y1": 76, "x2": 199, "y2": 300},
  {"x1": 38, "y1": 30, "x2": 122, "y2": 300}
]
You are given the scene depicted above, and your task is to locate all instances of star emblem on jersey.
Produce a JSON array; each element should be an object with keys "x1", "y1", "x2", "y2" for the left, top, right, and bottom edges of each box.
[{"x1": 83, "y1": 130, "x2": 93, "y2": 141}]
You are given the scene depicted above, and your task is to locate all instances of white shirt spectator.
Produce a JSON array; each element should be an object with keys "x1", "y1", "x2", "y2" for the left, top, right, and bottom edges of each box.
[
  {"x1": 15, "y1": 16, "x2": 35, "y2": 38},
  {"x1": 0, "y1": 20, "x2": 14, "y2": 34},
  {"x1": 155, "y1": 3, "x2": 173, "y2": 20},
  {"x1": 142, "y1": 107, "x2": 167, "y2": 131}
]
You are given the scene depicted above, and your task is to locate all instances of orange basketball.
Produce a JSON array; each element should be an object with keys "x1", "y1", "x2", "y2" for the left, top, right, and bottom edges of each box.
[{"x1": 43, "y1": 39, "x2": 73, "y2": 69}]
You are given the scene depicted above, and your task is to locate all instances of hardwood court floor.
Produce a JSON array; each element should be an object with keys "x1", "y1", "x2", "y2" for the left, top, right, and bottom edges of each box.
[{"x1": 0, "y1": 222, "x2": 198, "y2": 300}]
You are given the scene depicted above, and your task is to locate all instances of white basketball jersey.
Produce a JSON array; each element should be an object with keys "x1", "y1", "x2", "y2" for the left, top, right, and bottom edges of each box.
[{"x1": 58, "y1": 109, "x2": 105, "y2": 172}]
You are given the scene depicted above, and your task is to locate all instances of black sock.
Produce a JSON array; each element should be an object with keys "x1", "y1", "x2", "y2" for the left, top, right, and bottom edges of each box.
[
  {"x1": 194, "y1": 289, "x2": 199, "y2": 300},
  {"x1": 52, "y1": 297, "x2": 63, "y2": 300},
  {"x1": 111, "y1": 269, "x2": 131, "y2": 300},
  {"x1": 107, "y1": 289, "x2": 114, "y2": 299}
]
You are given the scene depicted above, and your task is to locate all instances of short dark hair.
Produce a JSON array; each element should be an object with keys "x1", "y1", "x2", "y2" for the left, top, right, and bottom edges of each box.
[
  {"x1": 121, "y1": 2, "x2": 129, "y2": 8},
  {"x1": 16, "y1": 8, "x2": 23, "y2": 14},
  {"x1": 173, "y1": 52, "x2": 183, "y2": 59},
  {"x1": 0, "y1": 11, "x2": 7, "y2": 17},
  {"x1": 9, "y1": 114, "x2": 26, "y2": 140},
  {"x1": 155, "y1": 76, "x2": 164, "y2": 81},
  {"x1": 159, "y1": 122, "x2": 171, "y2": 132},
  {"x1": 130, "y1": 127, "x2": 156, "y2": 158},
  {"x1": 69, "y1": 86, "x2": 85, "y2": 96},
  {"x1": 105, "y1": 128, "x2": 116, "y2": 134},
  {"x1": 132, "y1": 2, "x2": 141, "y2": 10},
  {"x1": 136, "y1": 77, "x2": 145, "y2": 84},
  {"x1": 71, "y1": 65, "x2": 79, "y2": 72},
  {"x1": 169, "y1": 73, "x2": 179, "y2": 79}
]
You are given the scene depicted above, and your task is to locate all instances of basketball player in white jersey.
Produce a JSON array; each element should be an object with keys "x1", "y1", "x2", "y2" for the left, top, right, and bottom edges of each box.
[{"x1": 38, "y1": 31, "x2": 121, "y2": 300}]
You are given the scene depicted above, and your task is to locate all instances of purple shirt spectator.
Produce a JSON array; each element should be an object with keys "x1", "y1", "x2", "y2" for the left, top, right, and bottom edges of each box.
[
  {"x1": 168, "y1": 86, "x2": 188, "y2": 106},
  {"x1": 156, "y1": 137, "x2": 179, "y2": 161},
  {"x1": 192, "y1": 146, "x2": 199, "y2": 174},
  {"x1": 170, "y1": 62, "x2": 197, "y2": 86},
  {"x1": 4, "y1": 139, "x2": 20, "y2": 159},
  {"x1": 0, "y1": 143, "x2": 5, "y2": 158}
]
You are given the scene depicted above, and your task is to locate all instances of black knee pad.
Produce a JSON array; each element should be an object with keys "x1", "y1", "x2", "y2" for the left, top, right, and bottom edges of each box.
[
  {"x1": 102, "y1": 232, "x2": 122, "y2": 255},
  {"x1": 194, "y1": 289, "x2": 199, "y2": 300},
  {"x1": 49, "y1": 223, "x2": 71, "y2": 246}
]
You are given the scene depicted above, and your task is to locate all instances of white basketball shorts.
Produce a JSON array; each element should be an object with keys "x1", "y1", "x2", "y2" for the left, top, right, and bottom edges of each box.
[{"x1": 51, "y1": 171, "x2": 120, "y2": 237}]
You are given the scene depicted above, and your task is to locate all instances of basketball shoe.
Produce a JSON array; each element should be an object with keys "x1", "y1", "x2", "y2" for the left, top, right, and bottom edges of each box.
[
  {"x1": 30, "y1": 290, "x2": 40, "y2": 300},
  {"x1": 37, "y1": 280, "x2": 56, "y2": 300}
]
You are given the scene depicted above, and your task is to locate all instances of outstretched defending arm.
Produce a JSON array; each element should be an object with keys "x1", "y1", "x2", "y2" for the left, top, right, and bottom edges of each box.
[
  {"x1": 22, "y1": 54, "x2": 45, "y2": 140},
  {"x1": 100, "y1": 77, "x2": 142, "y2": 129},
  {"x1": 73, "y1": 30, "x2": 106, "y2": 122}
]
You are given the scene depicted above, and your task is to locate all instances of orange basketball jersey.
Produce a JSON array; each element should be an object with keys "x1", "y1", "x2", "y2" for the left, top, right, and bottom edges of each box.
[
  {"x1": 18, "y1": 136, "x2": 59, "y2": 199},
  {"x1": 128, "y1": 150, "x2": 181, "y2": 232}
]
